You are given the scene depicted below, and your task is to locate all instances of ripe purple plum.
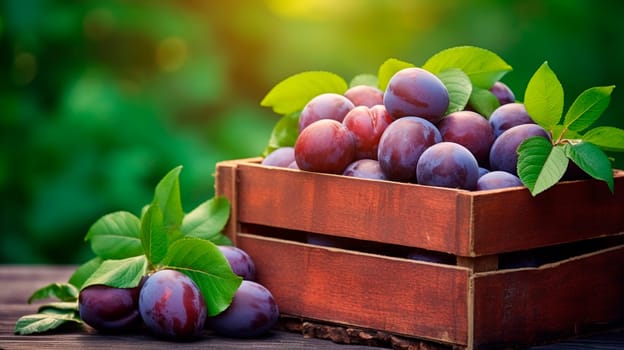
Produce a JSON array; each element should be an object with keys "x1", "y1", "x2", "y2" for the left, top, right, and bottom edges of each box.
[
  {"x1": 377, "y1": 116, "x2": 442, "y2": 182},
  {"x1": 342, "y1": 159, "x2": 388, "y2": 180},
  {"x1": 294, "y1": 119, "x2": 356, "y2": 174},
  {"x1": 436, "y1": 111, "x2": 494, "y2": 166},
  {"x1": 488, "y1": 102, "x2": 535, "y2": 137},
  {"x1": 78, "y1": 284, "x2": 142, "y2": 332},
  {"x1": 298, "y1": 93, "x2": 355, "y2": 132},
  {"x1": 342, "y1": 104, "x2": 393, "y2": 160},
  {"x1": 489, "y1": 124, "x2": 551, "y2": 176},
  {"x1": 416, "y1": 142, "x2": 479, "y2": 190},
  {"x1": 478, "y1": 167, "x2": 490, "y2": 178},
  {"x1": 261, "y1": 147, "x2": 295, "y2": 168},
  {"x1": 344, "y1": 85, "x2": 384, "y2": 107},
  {"x1": 476, "y1": 170, "x2": 523, "y2": 190},
  {"x1": 218, "y1": 245, "x2": 256, "y2": 281},
  {"x1": 206, "y1": 280, "x2": 279, "y2": 338},
  {"x1": 383, "y1": 67, "x2": 449, "y2": 123},
  {"x1": 489, "y1": 81, "x2": 516, "y2": 105},
  {"x1": 139, "y1": 269, "x2": 207, "y2": 340}
]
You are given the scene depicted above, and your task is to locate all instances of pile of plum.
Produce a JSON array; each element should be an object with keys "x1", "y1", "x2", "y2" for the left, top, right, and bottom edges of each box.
[
  {"x1": 78, "y1": 245, "x2": 279, "y2": 340},
  {"x1": 263, "y1": 67, "x2": 556, "y2": 191}
]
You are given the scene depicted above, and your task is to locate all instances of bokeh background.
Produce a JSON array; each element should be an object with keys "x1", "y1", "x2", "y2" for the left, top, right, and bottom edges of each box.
[{"x1": 2, "y1": 0, "x2": 623, "y2": 264}]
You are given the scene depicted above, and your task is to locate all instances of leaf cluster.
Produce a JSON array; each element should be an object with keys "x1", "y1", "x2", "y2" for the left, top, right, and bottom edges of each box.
[
  {"x1": 15, "y1": 166, "x2": 240, "y2": 335},
  {"x1": 518, "y1": 62, "x2": 623, "y2": 195},
  {"x1": 260, "y1": 46, "x2": 513, "y2": 156},
  {"x1": 260, "y1": 46, "x2": 622, "y2": 196}
]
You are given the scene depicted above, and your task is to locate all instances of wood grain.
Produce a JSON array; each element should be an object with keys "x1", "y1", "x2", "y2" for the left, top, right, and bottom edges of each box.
[
  {"x1": 236, "y1": 233, "x2": 470, "y2": 346},
  {"x1": 217, "y1": 160, "x2": 624, "y2": 257},
  {"x1": 471, "y1": 244, "x2": 624, "y2": 349},
  {"x1": 1, "y1": 266, "x2": 623, "y2": 349}
]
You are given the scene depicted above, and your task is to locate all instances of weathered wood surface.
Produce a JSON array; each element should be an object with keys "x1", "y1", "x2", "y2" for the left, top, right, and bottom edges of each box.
[
  {"x1": 1, "y1": 266, "x2": 623, "y2": 349},
  {"x1": 0, "y1": 265, "x2": 385, "y2": 350}
]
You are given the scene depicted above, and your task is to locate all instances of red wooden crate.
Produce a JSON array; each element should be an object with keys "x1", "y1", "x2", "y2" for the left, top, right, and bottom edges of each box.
[{"x1": 215, "y1": 158, "x2": 624, "y2": 349}]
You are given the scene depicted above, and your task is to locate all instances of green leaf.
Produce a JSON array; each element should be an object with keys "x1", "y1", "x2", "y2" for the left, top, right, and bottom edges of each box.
[
  {"x1": 349, "y1": 74, "x2": 378, "y2": 88},
  {"x1": 14, "y1": 313, "x2": 81, "y2": 335},
  {"x1": 38, "y1": 301, "x2": 79, "y2": 314},
  {"x1": 563, "y1": 86, "x2": 615, "y2": 132},
  {"x1": 422, "y1": 46, "x2": 512, "y2": 88},
  {"x1": 517, "y1": 137, "x2": 569, "y2": 196},
  {"x1": 582, "y1": 126, "x2": 624, "y2": 152},
  {"x1": 564, "y1": 141, "x2": 614, "y2": 192},
  {"x1": 182, "y1": 197, "x2": 230, "y2": 243},
  {"x1": 261, "y1": 111, "x2": 299, "y2": 157},
  {"x1": 260, "y1": 71, "x2": 348, "y2": 115},
  {"x1": 467, "y1": 86, "x2": 500, "y2": 117},
  {"x1": 140, "y1": 202, "x2": 168, "y2": 265},
  {"x1": 28, "y1": 283, "x2": 79, "y2": 304},
  {"x1": 162, "y1": 238, "x2": 242, "y2": 316},
  {"x1": 550, "y1": 125, "x2": 582, "y2": 144},
  {"x1": 153, "y1": 166, "x2": 184, "y2": 234},
  {"x1": 377, "y1": 58, "x2": 415, "y2": 91},
  {"x1": 68, "y1": 256, "x2": 103, "y2": 289},
  {"x1": 436, "y1": 68, "x2": 472, "y2": 114},
  {"x1": 84, "y1": 211, "x2": 142, "y2": 259},
  {"x1": 524, "y1": 62, "x2": 564, "y2": 129},
  {"x1": 82, "y1": 255, "x2": 148, "y2": 289}
]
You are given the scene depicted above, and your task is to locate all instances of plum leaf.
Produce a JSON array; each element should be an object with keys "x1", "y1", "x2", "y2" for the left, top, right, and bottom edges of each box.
[
  {"x1": 262, "y1": 111, "x2": 299, "y2": 156},
  {"x1": 563, "y1": 85, "x2": 614, "y2": 132},
  {"x1": 27, "y1": 283, "x2": 79, "y2": 304},
  {"x1": 260, "y1": 71, "x2": 348, "y2": 115},
  {"x1": 377, "y1": 58, "x2": 415, "y2": 91},
  {"x1": 182, "y1": 196, "x2": 232, "y2": 245},
  {"x1": 349, "y1": 73, "x2": 378, "y2": 88},
  {"x1": 564, "y1": 141, "x2": 614, "y2": 192},
  {"x1": 162, "y1": 238, "x2": 242, "y2": 316},
  {"x1": 140, "y1": 201, "x2": 168, "y2": 265},
  {"x1": 81, "y1": 255, "x2": 148, "y2": 289},
  {"x1": 422, "y1": 45, "x2": 512, "y2": 89},
  {"x1": 517, "y1": 137, "x2": 568, "y2": 196},
  {"x1": 468, "y1": 86, "x2": 500, "y2": 117},
  {"x1": 84, "y1": 211, "x2": 142, "y2": 260},
  {"x1": 68, "y1": 257, "x2": 103, "y2": 289},
  {"x1": 436, "y1": 68, "x2": 472, "y2": 114},
  {"x1": 582, "y1": 126, "x2": 624, "y2": 152},
  {"x1": 524, "y1": 61, "x2": 564, "y2": 129}
]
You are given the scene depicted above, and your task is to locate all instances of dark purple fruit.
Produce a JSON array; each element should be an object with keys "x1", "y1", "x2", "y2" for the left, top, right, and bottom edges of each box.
[
  {"x1": 206, "y1": 280, "x2": 279, "y2": 338},
  {"x1": 218, "y1": 245, "x2": 256, "y2": 281},
  {"x1": 383, "y1": 67, "x2": 449, "y2": 123},
  {"x1": 298, "y1": 93, "x2": 355, "y2": 132},
  {"x1": 138, "y1": 269, "x2": 206, "y2": 340},
  {"x1": 377, "y1": 116, "x2": 442, "y2": 182},
  {"x1": 344, "y1": 85, "x2": 384, "y2": 107},
  {"x1": 294, "y1": 119, "x2": 356, "y2": 174},
  {"x1": 416, "y1": 142, "x2": 479, "y2": 190},
  {"x1": 476, "y1": 170, "x2": 523, "y2": 190},
  {"x1": 78, "y1": 284, "x2": 142, "y2": 332}
]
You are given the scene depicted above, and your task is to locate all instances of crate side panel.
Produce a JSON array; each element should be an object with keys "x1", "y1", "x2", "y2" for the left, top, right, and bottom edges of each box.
[
  {"x1": 471, "y1": 172, "x2": 624, "y2": 255},
  {"x1": 235, "y1": 163, "x2": 469, "y2": 254},
  {"x1": 472, "y1": 244, "x2": 624, "y2": 348},
  {"x1": 236, "y1": 233, "x2": 471, "y2": 346}
]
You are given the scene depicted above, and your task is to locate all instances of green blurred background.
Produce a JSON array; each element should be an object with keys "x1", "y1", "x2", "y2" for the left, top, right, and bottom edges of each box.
[{"x1": 2, "y1": 0, "x2": 623, "y2": 264}]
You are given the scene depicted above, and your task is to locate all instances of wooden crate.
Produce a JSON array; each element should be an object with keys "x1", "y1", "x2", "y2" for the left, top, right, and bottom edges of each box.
[{"x1": 215, "y1": 158, "x2": 624, "y2": 349}]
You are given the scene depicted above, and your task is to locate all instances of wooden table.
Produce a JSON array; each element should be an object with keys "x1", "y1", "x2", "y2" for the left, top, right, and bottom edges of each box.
[{"x1": 1, "y1": 265, "x2": 622, "y2": 349}]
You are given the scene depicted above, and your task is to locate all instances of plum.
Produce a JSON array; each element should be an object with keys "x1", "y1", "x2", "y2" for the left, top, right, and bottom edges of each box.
[
  {"x1": 416, "y1": 142, "x2": 479, "y2": 190},
  {"x1": 79, "y1": 284, "x2": 142, "y2": 332},
  {"x1": 138, "y1": 269, "x2": 206, "y2": 340},
  {"x1": 206, "y1": 280, "x2": 279, "y2": 338},
  {"x1": 383, "y1": 67, "x2": 449, "y2": 123}
]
